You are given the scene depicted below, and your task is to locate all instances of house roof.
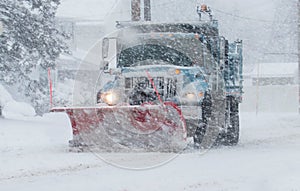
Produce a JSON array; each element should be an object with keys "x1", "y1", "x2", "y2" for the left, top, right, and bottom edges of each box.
[{"x1": 250, "y1": 62, "x2": 298, "y2": 77}]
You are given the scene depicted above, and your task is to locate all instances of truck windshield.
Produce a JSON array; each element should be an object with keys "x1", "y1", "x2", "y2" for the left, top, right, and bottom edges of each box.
[{"x1": 118, "y1": 44, "x2": 193, "y2": 68}]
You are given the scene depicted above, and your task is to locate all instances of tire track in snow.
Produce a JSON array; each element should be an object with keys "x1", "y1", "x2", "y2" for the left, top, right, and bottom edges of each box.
[
  {"x1": 239, "y1": 132, "x2": 300, "y2": 147},
  {"x1": 0, "y1": 163, "x2": 104, "y2": 182}
]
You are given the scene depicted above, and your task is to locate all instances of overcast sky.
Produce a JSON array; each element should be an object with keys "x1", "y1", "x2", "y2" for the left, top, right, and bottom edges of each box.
[{"x1": 58, "y1": 0, "x2": 297, "y2": 69}]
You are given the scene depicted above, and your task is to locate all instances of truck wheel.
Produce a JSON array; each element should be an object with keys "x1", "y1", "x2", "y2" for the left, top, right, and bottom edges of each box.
[
  {"x1": 223, "y1": 97, "x2": 240, "y2": 146},
  {"x1": 193, "y1": 93, "x2": 212, "y2": 148}
]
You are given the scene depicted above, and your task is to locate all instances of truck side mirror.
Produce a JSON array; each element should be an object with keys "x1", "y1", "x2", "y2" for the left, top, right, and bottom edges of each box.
[
  {"x1": 101, "y1": 37, "x2": 117, "y2": 74},
  {"x1": 219, "y1": 37, "x2": 226, "y2": 60},
  {"x1": 100, "y1": 61, "x2": 110, "y2": 73},
  {"x1": 219, "y1": 37, "x2": 228, "y2": 72},
  {"x1": 102, "y1": 38, "x2": 109, "y2": 59}
]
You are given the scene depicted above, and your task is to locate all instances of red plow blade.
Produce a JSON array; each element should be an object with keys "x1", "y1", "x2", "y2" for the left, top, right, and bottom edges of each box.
[{"x1": 51, "y1": 102, "x2": 187, "y2": 152}]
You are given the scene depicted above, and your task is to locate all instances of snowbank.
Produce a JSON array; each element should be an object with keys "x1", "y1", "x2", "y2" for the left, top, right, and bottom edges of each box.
[
  {"x1": 0, "y1": 84, "x2": 36, "y2": 119},
  {"x1": 0, "y1": 84, "x2": 13, "y2": 107},
  {"x1": 2, "y1": 101, "x2": 36, "y2": 119}
]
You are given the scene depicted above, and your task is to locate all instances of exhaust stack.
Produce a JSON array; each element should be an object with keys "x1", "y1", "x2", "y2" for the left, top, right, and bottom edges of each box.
[
  {"x1": 131, "y1": 0, "x2": 141, "y2": 21},
  {"x1": 144, "y1": 0, "x2": 151, "y2": 21},
  {"x1": 131, "y1": 0, "x2": 151, "y2": 22}
]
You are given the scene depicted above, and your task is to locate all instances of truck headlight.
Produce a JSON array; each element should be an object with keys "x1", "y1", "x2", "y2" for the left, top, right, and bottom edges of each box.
[
  {"x1": 186, "y1": 93, "x2": 196, "y2": 100},
  {"x1": 101, "y1": 91, "x2": 119, "y2": 106},
  {"x1": 184, "y1": 92, "x2": 204, "y2": 101}
]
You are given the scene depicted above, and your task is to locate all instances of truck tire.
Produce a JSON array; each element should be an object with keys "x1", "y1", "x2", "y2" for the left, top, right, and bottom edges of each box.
[
  {"x1": 223, "y1": 97, "x2": 240, "y2": 146},
  {"x1": 193, "y1": 93, "x2": 212, "y2": 148}
]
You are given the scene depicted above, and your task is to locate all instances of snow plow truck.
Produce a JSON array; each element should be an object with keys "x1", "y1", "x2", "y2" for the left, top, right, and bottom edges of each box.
[{"x1": 51, "y1": 2, "x2": 243, "y2": 151}]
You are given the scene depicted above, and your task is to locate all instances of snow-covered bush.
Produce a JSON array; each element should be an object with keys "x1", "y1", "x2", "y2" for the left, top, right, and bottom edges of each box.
[
  {"x1": 2, "y1": 101, "x2": 36, "y2": 119},
  {"x1": 0, "y1": 0, "x2": 69, "y2": 115},
  {"x1": 0, "y1": 83, "x2": 35, "y2": 119}
]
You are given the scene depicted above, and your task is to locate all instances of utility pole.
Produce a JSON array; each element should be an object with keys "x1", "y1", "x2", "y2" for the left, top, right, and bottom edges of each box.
[
  {"x1": 0, "y1": 21, "x2": 3, "y2": 117},
  {"x1": 298, "y1": 0, "x2": 300, "y2": 113}
]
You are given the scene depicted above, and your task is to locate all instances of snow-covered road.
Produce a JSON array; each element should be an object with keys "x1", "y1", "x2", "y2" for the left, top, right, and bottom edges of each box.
[{"x1": 0, "y1": 112, "x2": 300, "y2": 191}]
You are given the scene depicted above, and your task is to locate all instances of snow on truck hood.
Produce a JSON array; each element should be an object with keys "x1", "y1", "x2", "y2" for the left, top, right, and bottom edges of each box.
[
  {"x1": 121, "y1": 65, "x2": 207, "y2": 80},
  {"x1": 121, "y1": 65, "x2": 204, "y2": 73}
]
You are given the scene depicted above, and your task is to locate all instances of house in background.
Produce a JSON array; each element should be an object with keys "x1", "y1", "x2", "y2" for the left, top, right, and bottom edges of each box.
[
  {"x1": 54, "y1": 0, "x2": 116, "y2": 70},
  {"x1": 54, "y1": 0, "x2": 131, "y2": 72},
  {"x1": 56, "y1": 0, "x2": 129, "y2": 53},
  {"x1": 241, "y1": 62, "x2": 299, "y2": 113},
  {"x1": 56, "y1": 18, "x2": 105, "y2": 53},
  {"x1": 249, "y1": 62, "x2": 298, "y2": 86},
  {"x1": 52, "y1": 18, "x2": 106, "y2": 107}
]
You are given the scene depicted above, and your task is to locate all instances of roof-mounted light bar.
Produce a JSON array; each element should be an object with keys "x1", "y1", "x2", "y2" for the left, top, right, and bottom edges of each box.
[{"x1": 197, "y1": 4, "x2": 213, "y2": 21}]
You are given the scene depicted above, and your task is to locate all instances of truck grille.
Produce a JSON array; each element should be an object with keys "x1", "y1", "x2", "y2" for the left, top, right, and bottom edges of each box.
[{"x1": 125, "y1": 77, "x2": 177, "y2": 100}]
